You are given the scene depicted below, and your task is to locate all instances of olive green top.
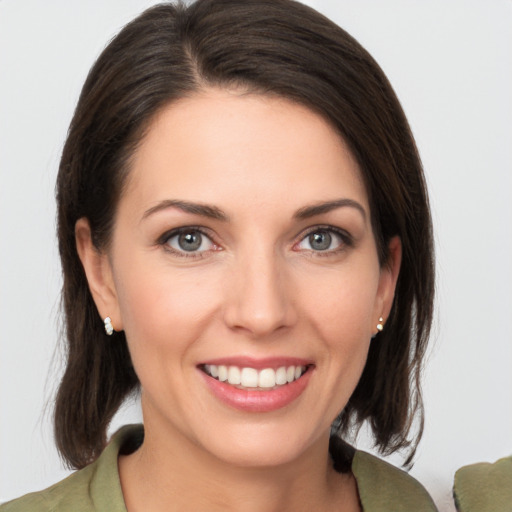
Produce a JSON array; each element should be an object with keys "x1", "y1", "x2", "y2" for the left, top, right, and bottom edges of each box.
[
  {"x1": 1, "y1": 425, "x2": 437, "y2": 511},
  {"x1": 453, "y1": 456, "x2": 512, "y2": 512}
]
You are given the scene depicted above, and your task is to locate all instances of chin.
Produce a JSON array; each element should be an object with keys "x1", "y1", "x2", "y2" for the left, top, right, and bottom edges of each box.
[{"x1": 193, "y1": 422, "x2": 326, "y2": 469}]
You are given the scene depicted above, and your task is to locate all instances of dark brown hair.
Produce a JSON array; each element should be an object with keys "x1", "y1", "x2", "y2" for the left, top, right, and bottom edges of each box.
[{"x1": 55, "y1": 0, "x2": 434, "y2": 469}]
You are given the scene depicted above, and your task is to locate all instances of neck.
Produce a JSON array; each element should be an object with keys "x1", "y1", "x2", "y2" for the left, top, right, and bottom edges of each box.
[{"x1": 118, "y1": 422, "x2": 357, "y2": 512}]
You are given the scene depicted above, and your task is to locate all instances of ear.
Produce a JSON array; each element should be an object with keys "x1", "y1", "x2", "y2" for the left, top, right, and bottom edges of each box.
[
  {"x1": 75, "y1": 218, "x2": 123, "y2": 332},
  {"x1": 373, "y1": 236, "x2": 402, "y2": 331}
]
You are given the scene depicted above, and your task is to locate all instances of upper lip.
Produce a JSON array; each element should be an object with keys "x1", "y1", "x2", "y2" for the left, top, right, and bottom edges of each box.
[{"x1": 197, "y1": 356, "x2": 314, "y2": 370}]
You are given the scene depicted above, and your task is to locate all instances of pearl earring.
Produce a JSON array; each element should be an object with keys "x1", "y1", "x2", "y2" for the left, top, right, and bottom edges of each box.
[
  {"x1": 104, "y1": 316, "x2": 114, "y2": 336},
  {"x1": 376, "y1": 317, "x2": 384, "y2": 332}
]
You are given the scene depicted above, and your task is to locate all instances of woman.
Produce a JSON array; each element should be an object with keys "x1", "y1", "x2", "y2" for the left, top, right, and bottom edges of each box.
[{"x1": 1, "y1": 0, "x2": 436, "y2": 510}]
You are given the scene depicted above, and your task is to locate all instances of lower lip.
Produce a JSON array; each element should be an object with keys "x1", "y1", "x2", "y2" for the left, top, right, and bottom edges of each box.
[{"x1": 200, "y1": 368, "x2": 313, "y2": 413}]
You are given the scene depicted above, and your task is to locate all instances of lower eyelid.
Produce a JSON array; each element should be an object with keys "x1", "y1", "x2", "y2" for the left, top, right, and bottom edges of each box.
[
  {"x1": 158, "y1": 226, "x2": 353, "y2": 257},
  {"x1": 158, "y1": 227, "x2": 218, "y2": 254},
  {"x1": 295, "y1": 227, "x2": 352, "y2": 251},
  {"x1": 168, "y1": 235, "x2": 212, "y2": 252}
]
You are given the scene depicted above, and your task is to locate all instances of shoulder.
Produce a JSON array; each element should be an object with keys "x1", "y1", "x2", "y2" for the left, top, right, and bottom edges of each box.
[
  {"x1": 0, "y1": 424, "x2": 142, "y2": 512},
  {"x1": 453, "y1": 455, "x2": 512, "y2": 512},
  {"x1": 352, "y1": 450, "x2": 438, "y2": 512},
  {"x1": 0, "y1": 465, "x2": 96, "y2": 512}
]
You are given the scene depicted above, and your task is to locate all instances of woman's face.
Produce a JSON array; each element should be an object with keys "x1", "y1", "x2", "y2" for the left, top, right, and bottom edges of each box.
[{"x1": 82, "y1": 89, "x2": 400, "y2": 468}]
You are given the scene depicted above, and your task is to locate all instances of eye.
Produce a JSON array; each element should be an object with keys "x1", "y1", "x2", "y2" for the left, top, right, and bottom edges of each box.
[
  {"x1": 164, "y1": 228, "x2": 215, "y2": 254},
  {"x1": 295, "y1": 227, "x2": 350, "y2": 253}
]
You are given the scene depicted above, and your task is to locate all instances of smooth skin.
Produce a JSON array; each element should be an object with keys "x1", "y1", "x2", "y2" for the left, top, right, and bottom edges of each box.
[{"x1": 76, "y1": 88, "x2": 401, "y2": 512}]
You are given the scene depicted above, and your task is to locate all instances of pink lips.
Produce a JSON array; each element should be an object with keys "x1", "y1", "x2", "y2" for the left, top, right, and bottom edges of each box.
[
  {"x1": 198, "y1": 357, "x2": 313, "y2": 413},
  {"x1": 200, "y1": 356, "x2": 312, "y2": 369}
]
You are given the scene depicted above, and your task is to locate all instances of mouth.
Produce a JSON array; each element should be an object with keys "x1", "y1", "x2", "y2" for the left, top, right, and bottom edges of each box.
[
  {"x1": 198, "y1": 357, "x2": 314, "y2": 412},
  {"x1": 201, "y1": 364, "x2": 310, "y2": 390}
]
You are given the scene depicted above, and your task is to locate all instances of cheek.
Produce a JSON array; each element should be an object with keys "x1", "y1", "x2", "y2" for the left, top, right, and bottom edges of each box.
[
  {"x1": 297, "y1": 258, "x2": 380, "y2": 403},
  {"x1": 299, "y1": 260, "x2": 380, "y2": 342},
  {"x1": 113, "y1": 261, "x2": 223, "y2": 363}
]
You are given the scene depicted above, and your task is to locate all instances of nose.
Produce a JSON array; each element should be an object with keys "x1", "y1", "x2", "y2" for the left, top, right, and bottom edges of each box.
[{"x1": 223, "y1": 249, "x2": 297, "y2": 338}]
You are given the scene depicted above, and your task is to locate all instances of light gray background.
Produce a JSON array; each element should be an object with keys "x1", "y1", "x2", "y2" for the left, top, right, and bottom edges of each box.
[{"x1": 1, "y1": 1, "x2": 511, "y2": 510}]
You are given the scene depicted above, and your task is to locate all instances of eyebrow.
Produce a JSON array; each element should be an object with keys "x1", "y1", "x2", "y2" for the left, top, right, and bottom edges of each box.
[
  {"x1": 141, "y1": 197, "x2": 366, "y2": 223},
  {"x1": 294, "y1": 198, "x2": 367, "y2": 221},
  {"x1": 142, "y1": 199, "x2": 229, "y2": 222}
]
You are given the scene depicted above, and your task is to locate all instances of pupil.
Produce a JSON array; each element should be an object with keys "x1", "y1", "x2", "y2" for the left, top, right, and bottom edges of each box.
[
  {"x1": 178, "y1": 231, "x2": 202, "y2": 251},
  {"x1": 309, "y1": 231, "x2": 331, "y2": 251}
]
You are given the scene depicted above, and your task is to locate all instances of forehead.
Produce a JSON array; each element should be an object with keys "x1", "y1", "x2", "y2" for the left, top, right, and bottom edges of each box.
[{"x1": 123, "y1": 88, "x2": 368, "y2": 217}]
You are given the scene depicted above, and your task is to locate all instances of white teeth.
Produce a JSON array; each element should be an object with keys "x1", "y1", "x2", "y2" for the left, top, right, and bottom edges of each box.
[
  {"x1": 228, "y1": 366, "x2": 241, "y2": 385},
  {"x1": 218, "y1": 365, "x2": 228, "y2": 382},
  {"x1": 275, "y1": 367, "x2": 287, "y2": 385},
  {"x1": 204, "y1": 364, "x2": 307, "y2": 389},
  {"x1": 258, "y1": 368, "x2": 276, "y2": 388},
  {"x1": 240, "y1": 367, "x2": 258, "y2": 387}
]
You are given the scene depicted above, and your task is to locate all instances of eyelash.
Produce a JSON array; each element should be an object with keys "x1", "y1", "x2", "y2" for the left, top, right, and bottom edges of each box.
[
  {"x1": 157, "y1": 225, "x2": 353, "y2": 259},
  {"x1": 157, "y1": 226, "x2": 218, "y2": 259},
  {"x1": 294, "y1": 225, "x2": 354, "y2": 256}
]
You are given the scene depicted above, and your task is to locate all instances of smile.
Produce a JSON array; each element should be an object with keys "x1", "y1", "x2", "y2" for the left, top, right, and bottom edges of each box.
[
  {"x1": 202, "y1": 364, "x2": 307, "y2": 390},
  {"x1": 199, "y1": 360, "x2": 313, "y2": 412}
]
